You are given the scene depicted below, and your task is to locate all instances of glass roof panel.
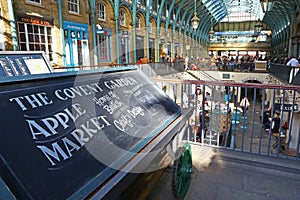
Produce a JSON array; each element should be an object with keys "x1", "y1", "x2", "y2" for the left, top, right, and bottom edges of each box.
[
  {"x1": 202, "y1": 0, "x2": 228, "y2": 21},
  {"x1": 221, "y1": 0, "x2": 264, "y2": 22}
]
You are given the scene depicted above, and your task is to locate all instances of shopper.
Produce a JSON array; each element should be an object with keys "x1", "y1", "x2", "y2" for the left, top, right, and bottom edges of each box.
[
  {"x1": 287, "y1": 56, "x2": 300, "y2": 83},
  {"x1": 240, "y1": 96, "x2": 250, "y2": 115},
  {"x1": 262, "y1": 109, "x2": 272, "y2": 131}
]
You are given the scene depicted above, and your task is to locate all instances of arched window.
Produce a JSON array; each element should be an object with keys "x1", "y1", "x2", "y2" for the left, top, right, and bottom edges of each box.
[
  {"x1": 119, "y1": 10, "x2": 126, "y2": 26},
  {"x1": 136, "y1": 16, "x2": 141, "y2": 29},
  {"x1": 149, "y1": 21, "x2": 152, "y2": 33},
  {"x1": 98, "y1": 3, "x2": 106, "y2": 20}
]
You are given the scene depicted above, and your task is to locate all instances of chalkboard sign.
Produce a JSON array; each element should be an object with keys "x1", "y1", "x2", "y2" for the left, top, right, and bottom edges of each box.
[
  {"x1": 0, "y1": 51, "x2": 52, "y2": 77},
  {"x1": 0, "y1": 67, "x2": 181, "y2": 199}
]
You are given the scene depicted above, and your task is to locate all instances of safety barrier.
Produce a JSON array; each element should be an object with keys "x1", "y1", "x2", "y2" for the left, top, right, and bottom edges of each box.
[{"x1": 151, "y1": 77, "x2": 300, "y2": 160}]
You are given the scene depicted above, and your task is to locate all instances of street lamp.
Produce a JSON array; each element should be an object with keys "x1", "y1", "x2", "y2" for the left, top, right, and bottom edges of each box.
[
  {"x1": 209, "y1": 18, "x2": 215, "y2": 40},
  {"x1": 191, "y1": 0, "x2": 200, "y2": 29},
  {"x1": 254, "y1": 19, "x2": 263, "y2": 34}
]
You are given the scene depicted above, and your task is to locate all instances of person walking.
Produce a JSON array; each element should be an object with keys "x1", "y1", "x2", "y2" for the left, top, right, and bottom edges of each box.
[
  {"x1": 287, "y1": 56, "x2": 299, "y2": 83},
  {"x1": 240, "y1": 96, "x2": 250, "y2": 115}
]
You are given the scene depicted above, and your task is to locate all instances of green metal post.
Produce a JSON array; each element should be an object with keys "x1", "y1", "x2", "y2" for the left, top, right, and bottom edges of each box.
[
  {"x1": 114, "y1": 0, "x2": 120, "y2": 64},
  {"x1": 145, "y1": 0, "x2": 152, "y2": 59},
  {"x1": 132, "y1": 0, "x2": 137, "y2": 62},
  {"x1": 156, "y1": 0, "x2": 166, "y2": 62},
  {"x1": 89, "y1": 0, "x2": 97, "y2": 66},
  {"x1": 8, "y1": 0, "x2": 18, "y2": 50},
  {"x1": 57, "y1": 0, "x2": 66, "y2": 66}
]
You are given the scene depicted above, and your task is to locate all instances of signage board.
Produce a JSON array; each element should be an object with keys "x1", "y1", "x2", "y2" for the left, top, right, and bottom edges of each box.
[
  {"x1": 0, "y1": 67, "x2": 181, "y2": 199},
  {"x1": 175, "y1": 42, "x2": 180, "y2": 47},
  {"x1": 275, "y1": 103, "x2": 298, "y2": 112},
  {"x1": 0, "y1": 51, "x2": 53, "y2": 77}
]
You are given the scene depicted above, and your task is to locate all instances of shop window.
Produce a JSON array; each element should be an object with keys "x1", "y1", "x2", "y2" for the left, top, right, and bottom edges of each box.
[
  {"x1": 119, "y1": 10, "x2": 126, "y2": 26},
  {"x1": 97, "y1": 34, "x2": 111, "y2": 61},
  {"x1": 17, "y1": 22, "x2": 53, "y2": 61},
  {"x1": 98, "y1": 3, "x2": 106, "y2": 20},
  {"x1": 149, "y1": 22, "x2": 152, "y2": 33},
  {"x1": 68, "y1": 0, "x2": 79, "y2": 14},
  {"x1": 25, "y1": 0, "x2": 41, "y2": 6},
  {"x1": 136, "y1": 17, "x2": 141, "y2": 30},
  {"x1": 136, "y1": 36, "x2": 144, "y2": 60}
]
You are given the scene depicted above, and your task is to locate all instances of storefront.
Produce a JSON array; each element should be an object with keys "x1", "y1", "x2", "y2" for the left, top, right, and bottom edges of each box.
[
  {"x1": 96, "y1": 28, "x2": 112, "y2": 63},
  {"x1": 174, "y1": 42, "x2": 180, "y2": 58},
  {"x1": 64, "y1": 21, "x2": 90, "y2": 68},
  {"x1": 136, "y1": 35, "x2": 144, "y2": 60},
  {"x1": 16, "y1": 14, "x2": 54, "y2": 61},
  {"x1": 149, "y1": 38, "x2": 155, "y2": 62}
]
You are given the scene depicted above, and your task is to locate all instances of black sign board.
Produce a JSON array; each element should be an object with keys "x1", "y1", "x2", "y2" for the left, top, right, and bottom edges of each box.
[
  {"x1": 275, "y1": 103, "x2": 298, "y2": 112},
  {"x1": 0, "y1": 51, "x2": 53, "y2": 77},
  {"x1": 0, "y1": 67, "x2": 181, "y2": 199}
]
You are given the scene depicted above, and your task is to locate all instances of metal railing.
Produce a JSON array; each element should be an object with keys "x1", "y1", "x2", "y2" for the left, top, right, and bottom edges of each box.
[{"x1": 151, "y1": 77, "x2": 300, "y2": 160}]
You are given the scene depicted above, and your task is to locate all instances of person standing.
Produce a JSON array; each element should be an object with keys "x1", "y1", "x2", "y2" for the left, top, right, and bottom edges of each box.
[
  {"x1": 287, "y1": 56, "x2": 299, "y2": 83},
  {"x1": 271, "y1": 111, "x2": 281, "y2": 134},
  {"x1": 184, "y1": 56, "x2": 189, "y2": 70},
  {"x1": 262, "y1": 108, "x2": 272, "y2": 131},
  {"x1": 194, "y1": 87, "x2": 203, "y2": 105},
  {"x1": 240, "y1": 96, "x2": 250, "y2": 115}
]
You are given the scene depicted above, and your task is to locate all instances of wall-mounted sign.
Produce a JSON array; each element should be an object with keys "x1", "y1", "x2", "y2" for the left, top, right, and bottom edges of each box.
[
  {"x1": 222, "y1": 73, "x2": 230, "y2": 79},
  {"x1": 275, "y1": 103, "x2": 298, "y2": 112},
  {"x1": 121, "y1": 31, "x2": 129, "y2": 38},
  {"x1": 175, "y1": 42, "x2": 180, "y2": 47},
  {"x1": 17, "y1": 15, "x2": 54, "y2": 26},
  {"x1": 97, "y1": 28, "x2": 112, "y2": 35}
]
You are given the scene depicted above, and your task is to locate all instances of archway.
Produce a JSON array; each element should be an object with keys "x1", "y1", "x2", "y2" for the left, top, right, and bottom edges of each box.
[{"x1": 241, "y1": 80, "x2": 262, "y2": 103}]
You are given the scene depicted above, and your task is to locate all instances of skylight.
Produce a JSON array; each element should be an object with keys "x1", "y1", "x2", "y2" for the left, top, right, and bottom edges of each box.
[{"x1": 221, "y1": 0, "x2": 264, "y2": 22}]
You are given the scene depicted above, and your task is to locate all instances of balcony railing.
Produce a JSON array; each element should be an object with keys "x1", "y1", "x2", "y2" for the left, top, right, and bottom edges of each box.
[{"x1": 151, "y1": 77, "x2": 300, "y2": 160}]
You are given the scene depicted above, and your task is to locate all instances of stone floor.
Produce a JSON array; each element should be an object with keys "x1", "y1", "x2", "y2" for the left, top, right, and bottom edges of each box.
[{"x1": 146, "y1": 145, "x2": 300, "y2": 200}]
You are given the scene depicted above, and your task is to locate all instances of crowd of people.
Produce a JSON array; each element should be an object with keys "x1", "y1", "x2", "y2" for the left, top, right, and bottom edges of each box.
[
  {"x1": 208, "y1": 54, "x2": 300, "y2": 72},
  {"x1": 209, "y1": 54, "x2": 270, "y2": 71}
]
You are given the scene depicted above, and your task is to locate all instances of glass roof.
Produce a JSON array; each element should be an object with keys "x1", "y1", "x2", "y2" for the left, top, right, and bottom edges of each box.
[{"x1": 199, "y1": 0, "x2": 264, "y2": 24}]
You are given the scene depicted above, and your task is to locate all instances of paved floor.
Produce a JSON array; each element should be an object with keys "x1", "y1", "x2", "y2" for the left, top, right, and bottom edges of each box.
[{"x1": 146, "y1": 145, "x2": 300, "y2": 200}]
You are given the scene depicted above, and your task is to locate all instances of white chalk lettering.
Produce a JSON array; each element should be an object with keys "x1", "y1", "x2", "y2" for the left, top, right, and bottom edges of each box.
[
  {"x1": 54, "y1": 83, "x2": 103, "y2": 101},
  {"x1": 27, "y1": 103, "x2": 86, "y2": 139},
  {"x1": 114, "y1": 113, "x2": 133, "y2": 132},
  {"x1": 104, "y1": 77, "x2": 137, "y2": 89},
  {"x1": 36, "y1": 142, "x2": 69, "y2": 166},
  {"x1": 9, "y1": 92, "x2": 53, "y2": 111},
  {"x1": 37, "y1": 116, "x2": 111, "y2": 166},
  {"x1": 127, "y1": 106, "x2": 144, "y2": 118},
  {"x1": 62, "y1": 137, "x2": 81, "y2": 157},
  {"x1": 26, "y1": 119, "x2": 53, "y2": 139}
]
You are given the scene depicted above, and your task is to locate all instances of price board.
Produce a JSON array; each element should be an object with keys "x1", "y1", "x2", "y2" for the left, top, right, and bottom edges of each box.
[{"x1": 0, "y1": 51, "x2": 52, "y2": 77}]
